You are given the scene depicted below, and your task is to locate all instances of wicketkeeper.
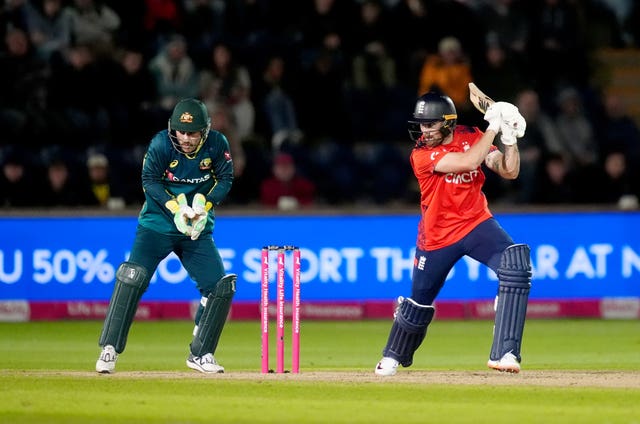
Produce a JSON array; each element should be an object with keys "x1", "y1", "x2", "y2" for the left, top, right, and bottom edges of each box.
[
  {"x1": 375, "y1": 92, "x2": 532, "y2": 376},
  {"x1": 96, "y1": 98, "x2": 236, "y2": 374}
]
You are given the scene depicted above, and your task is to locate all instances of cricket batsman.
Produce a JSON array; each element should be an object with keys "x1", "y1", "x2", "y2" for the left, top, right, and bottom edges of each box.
[{"x1": 375, "y1": 92, "x2": 532, "y2": 376}]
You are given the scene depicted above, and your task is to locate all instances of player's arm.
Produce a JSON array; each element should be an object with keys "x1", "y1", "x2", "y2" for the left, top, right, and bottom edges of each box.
[
  {"x1": 485, "y1": 145, "x2": 520, "y2": 179},
  {"x1": 435, "y1": 102, "x2": 504, "y2": 173},
  {"x1": 484, "y1": 103, "x2": 526, "y2": 179},
  {"x1": 141, "y1": 136, "x2": 174, "y2": 207},
  {"x1": 434, "y1": 128, "x2": 498, "y2": 173},
  {"x1": 205, "y1": 133, "x2": 234, "y2": 206}
]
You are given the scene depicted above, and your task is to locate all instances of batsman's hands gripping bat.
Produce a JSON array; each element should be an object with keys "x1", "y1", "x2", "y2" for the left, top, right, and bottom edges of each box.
[
  {"x1": 483, "y1": 102, "x2": 503, "y2": 133},
  {"x1": 165, "y1": 193, "x2": 195, "y2": 236},
  {"x1": 499, "y1": 107, "x2": 526, "y2": 146},
  {"x1": 190, "y1": 193, "x2": 212, "y2": 240}
]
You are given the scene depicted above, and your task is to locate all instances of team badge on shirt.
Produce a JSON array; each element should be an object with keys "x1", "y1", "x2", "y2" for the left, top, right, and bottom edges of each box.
[{"x1": 199, "y1": 158, "x2": 212, "y2": 170}]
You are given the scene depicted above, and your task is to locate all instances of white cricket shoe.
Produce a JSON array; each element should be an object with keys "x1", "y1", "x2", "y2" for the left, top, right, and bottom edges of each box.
[
  {"x1": 186, "y1": 353, "x2": 225, "y2": 373},
  {"x1": 375, "y1": 357, "x2": 399, "y2": 376},
  {"x1": 487, "y1": 352, "x2": 521, "y2": 373},
  {"x1": 96, "y1": 345, "x2": 118, "y2": 373}
]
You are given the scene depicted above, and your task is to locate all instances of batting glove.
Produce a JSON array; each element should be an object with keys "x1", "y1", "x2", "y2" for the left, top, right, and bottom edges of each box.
[
  {"x1": 483, "y1": 103, "x2": 503, "y2": 133},
  {"x1": 500, "y1": 112, "x2": 526, "y2": 146},
  {"x1": 190, "y1": 193, "x2": 212, "y2": 240},
  {"x1": 165, "y1": 193, "x2": 195, "y2": 236}
]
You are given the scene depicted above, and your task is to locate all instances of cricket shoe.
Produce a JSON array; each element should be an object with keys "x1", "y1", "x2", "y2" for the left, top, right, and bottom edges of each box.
[
  {"x1": 487, "y1": 352, "x2": 520, "y2": 373},
  {"x1": 187, "y1": 353, "x2": 225, "y2": 373},
  {"x1": 374, "y1": 357, "x2": 399, "y2": 376},
  {"x1": 96, "y1": 345, "x2": 118, "y2": 373}
]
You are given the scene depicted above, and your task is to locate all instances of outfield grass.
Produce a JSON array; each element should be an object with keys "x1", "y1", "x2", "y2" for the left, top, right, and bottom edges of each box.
[{"x1": 1, "y1": 319, "x2": 639, "y2": 423}]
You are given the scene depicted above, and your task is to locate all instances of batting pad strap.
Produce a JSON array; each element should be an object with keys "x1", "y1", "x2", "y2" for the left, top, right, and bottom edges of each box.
[
  {"x1": 382, "y1": 297, "x2": 435, "y2": 367},
  {"x1": 190, "y1": 274, "x2": 237, "y2": 357},
  {"x1": 99, "y1": 262, "x2": 150, "y2": 353}
]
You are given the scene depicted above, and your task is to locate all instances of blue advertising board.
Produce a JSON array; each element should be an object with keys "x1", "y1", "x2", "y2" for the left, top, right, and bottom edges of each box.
[{"x1": 1, "y1": 212, "x2": 639, "y2": 302}]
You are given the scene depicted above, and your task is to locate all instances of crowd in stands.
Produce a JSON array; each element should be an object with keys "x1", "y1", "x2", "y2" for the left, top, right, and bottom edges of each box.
[{"x1": 1, "y1": 0, "x2": 640, "y2": 211}]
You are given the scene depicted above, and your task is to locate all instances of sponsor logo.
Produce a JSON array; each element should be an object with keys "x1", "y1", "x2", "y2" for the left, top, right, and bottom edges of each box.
[
  {"x1": 166, "y1": 173, "x2": 211, "y2": 184},
  {"x1": 169, "y1": 160, "x2": 178, "y2": 168},
  {"x1": 445, "y1": 169, "x2": 479, "y2": 184}
]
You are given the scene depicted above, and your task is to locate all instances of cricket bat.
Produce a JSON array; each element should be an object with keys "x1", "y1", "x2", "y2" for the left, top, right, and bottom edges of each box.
[{"x1": 468, "y1": 82, "x2": 495, "y2": 114}]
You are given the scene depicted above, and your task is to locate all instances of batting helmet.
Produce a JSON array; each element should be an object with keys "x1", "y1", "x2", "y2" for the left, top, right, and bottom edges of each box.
[
  {"x1": 168, "y1": 98, "x2": 211, "y2": 153},
  {"x1": 408, "y1": 92, "x2": 457, "y2": 142}
]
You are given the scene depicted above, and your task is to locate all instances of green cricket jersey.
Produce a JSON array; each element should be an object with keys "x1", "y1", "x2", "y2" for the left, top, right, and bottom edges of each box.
[{"x1": 137, "y1": 129, "x2": 234, "y2": 236}]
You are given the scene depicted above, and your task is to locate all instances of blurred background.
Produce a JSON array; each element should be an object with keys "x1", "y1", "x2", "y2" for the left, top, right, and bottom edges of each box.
[{"x1": 1, "y1": 0, "x2": 639, "y2": 211}]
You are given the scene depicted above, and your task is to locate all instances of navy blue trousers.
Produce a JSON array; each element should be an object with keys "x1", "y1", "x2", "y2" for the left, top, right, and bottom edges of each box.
[{"x1": 411, "y1": 218, "x2": 514, "y2": 305}]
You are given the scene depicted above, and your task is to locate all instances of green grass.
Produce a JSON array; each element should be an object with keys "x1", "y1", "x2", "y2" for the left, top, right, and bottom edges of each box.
[{"x1": 1, "y1": 319, "x2": 639, "y2": 423}]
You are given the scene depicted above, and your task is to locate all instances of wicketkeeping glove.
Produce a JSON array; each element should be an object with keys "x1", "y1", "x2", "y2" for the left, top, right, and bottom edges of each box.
[
  {"x1": 165, "y1": 193, "x2": 195, "y2": 236},
  {"x1": 190, "y1": 193, "x2": 212, "y2": 240}
]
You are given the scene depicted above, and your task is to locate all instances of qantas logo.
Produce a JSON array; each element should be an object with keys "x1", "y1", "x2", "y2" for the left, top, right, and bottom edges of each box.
[{"x1": 164, "y1": 172, "x2": 211, "y2": 184}]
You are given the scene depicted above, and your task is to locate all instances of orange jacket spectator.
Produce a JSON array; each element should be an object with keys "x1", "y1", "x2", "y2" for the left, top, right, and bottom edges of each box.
[{"x1": 417, "y1": 36, "x2": 472, "y2": 106}]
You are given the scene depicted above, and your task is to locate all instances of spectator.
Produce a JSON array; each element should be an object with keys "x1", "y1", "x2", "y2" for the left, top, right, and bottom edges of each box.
[
  {"x1": 296, "y1": 48, "x2": 350, "y2": 143},
  {"x1": 472, "y1": 34, "x2": 529, "y2": 107},
  {"x1": 417, "y1": 36, "x2": 473, "y2": 121},
  {"x1": 85, "y1": 152, "x2": 126, "y2": 209},
  {"x1": 182, "y1": 0, "x2": 226, "y2": 67},
  {"x1": 106, "y1": 44, "x2": 159, "y2": 148},
  {"x1": 0, "y1": 26, "x2": 50, "y2": 146},
  {"x1": 387, "y1": 0, "x2": 439, "y2": 90},
  {"x1": 0, "y1": 146, "x2": 38, "y2": 207},
  {"x1": 507, "y1": 88, "x2": 564, "y2": 203},
  {"x1": 65, "y1": 0, "x2": 121, "y2": 55},
  {"x1": 297, "y1": 0, "x2": 355, "y2": 69},
  {"x1": 346, "y1": 0, "x2": 402, "y2": 141},
  {"x1": 47, "y1": 41, "x2": 111, "y2": 148},
  {"x1": 595, "y1": 92, "x2": 640, "y2": 170},
  {"x1": 23, "y1": 0, "x2": 72, "y2": 61},
  {"x1": 199, "y1": 42, "x2": 255, "y2": 142},
  {"x1": 252, "y1": 54, "x2": 303, "y2": 150},
  {"x1": 149, "y1": 34, "x2": 200, "y2": 112},
  {"x1": 142, "y1": 0, "x2": 183, "y2": 51},
  {"x1": 527, "y1": 0, "x2": 589, "y2": 100},
  {"x1": 592, "y1": 151, "x2": 639, "y2": 209},
  {"x1": 40, "y1": 154, "x2": 97, "y2": 207},
  {"x1": 531, "y1": 152, "x2": 576, "y2": 204},
  {"x1": 476, "y1": 0, "x2": 530, "y2": 59},
  {"x1": 554, "y1": 87, "x2": 599, "y2": 169},
  {"x1": 260, "y1": 152, "x2": 316, "y2": 210},
  {"x1": 0, "y1": 0, "x2": 29, "y2": 37}
]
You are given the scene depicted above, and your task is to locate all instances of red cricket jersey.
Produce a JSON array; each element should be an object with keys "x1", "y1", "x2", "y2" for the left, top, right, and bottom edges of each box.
[{"x1": 410, "y1": 125, "x2": 498, "y2": 250}]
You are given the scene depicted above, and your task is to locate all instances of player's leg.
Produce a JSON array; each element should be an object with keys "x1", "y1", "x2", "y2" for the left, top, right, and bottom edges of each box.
[
  {"x1": 179, "y1": 237, "x2": 236, "y2": 373},
  {"x1": 466, "y1": 219, "x2": 532, "y2": 373},
  {"x1": 375, "y1": 246, "x2": 460, "y2": 376},
  {"x1": 96, "y1": 226, "x2": 169, "y2": 373},
  {"x1": 488, "y1": 243, "x2": 531, "y2": 373}
]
